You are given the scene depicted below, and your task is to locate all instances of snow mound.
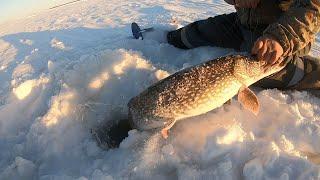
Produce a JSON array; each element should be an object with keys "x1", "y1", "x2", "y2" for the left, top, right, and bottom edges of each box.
[{"x1": 4, "y1": 45, "x2": 319, "y2": 179}]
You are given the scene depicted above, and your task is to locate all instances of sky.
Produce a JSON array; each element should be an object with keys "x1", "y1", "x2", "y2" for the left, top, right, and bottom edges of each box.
[{"x1": 0, "y1": 0, "x2": 66, "y2": 23}]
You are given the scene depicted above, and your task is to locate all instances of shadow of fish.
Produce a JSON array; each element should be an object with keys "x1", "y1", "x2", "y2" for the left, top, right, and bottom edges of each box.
[{"x1": 128, "y1": 54, "x2": 284, "y2": 138}]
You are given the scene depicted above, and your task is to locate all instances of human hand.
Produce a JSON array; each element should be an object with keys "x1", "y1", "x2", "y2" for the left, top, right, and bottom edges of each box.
[
  {"x1": 251, "y1": 36, "x2": 284, "y2": 70},
  {"x1": 235, "y1": 0, "x2": 260, "y2": 8}
]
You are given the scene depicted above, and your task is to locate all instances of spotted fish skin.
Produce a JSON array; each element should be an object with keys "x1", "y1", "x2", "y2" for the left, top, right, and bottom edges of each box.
[{"x1": 128, "y1": 55, "x2": 283, "y2": 131}]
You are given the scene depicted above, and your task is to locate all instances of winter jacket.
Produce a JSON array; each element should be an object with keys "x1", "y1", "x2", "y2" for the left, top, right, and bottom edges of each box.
[{"x1": 226, "y1": 0, "x2": 320, "y2": 57}]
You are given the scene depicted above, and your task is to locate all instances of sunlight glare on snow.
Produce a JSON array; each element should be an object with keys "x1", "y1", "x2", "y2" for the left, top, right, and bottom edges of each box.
[
  {"x1": 13, "y1": 80, "x2": 35, "y2": 100},
  {"x1": 89, "y1": 72, "x2": 110, "y2": 89},
  {"x1": 0, "y1": 65, "x2": 7, "y2": 71},
  {"x1": 216, "y1": 121, "x2": 246, "y2": 145},
  {"x1": 154, "y1": 69, "x2": 170, "y2": 80},
  {"x1": 113, "y1": 53, "x2": 153, "y2": 75},
  {"x1": 42, "y1": 91, "x2": 75, "y2": 127},
  {"x1": 279, "y1": 135, "x2": 302, "y2": 157},
  {"x1": 13, "y1": 78, "x2": 49, "y2": 100},
  {"x1": 135, "y1": 57, "x2": 152, "y2": 70},
  {"x1": 113, "y1": 54, "x2": 132, "y2": 75}
]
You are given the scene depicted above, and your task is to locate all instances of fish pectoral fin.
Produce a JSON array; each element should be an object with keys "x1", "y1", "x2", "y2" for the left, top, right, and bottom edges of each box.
[
  {"x1": 161, "y1": 119, "x2": 176, "y2": 139},
  {"x1": 161, "y1": 129, "x2": 169, "y2": 139},
  {"x1": 238, "y1": 86, "x2": 260, "y2": 116}
]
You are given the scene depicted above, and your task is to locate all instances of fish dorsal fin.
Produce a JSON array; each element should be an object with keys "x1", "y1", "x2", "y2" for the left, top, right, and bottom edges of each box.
[{"x1": 238, "y1": 86, "x2": 260, "y2": 115}]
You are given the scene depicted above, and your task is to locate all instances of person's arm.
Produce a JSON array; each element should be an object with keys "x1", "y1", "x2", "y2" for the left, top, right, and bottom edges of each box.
[
  {"x1": 224, "y1": 0, "x2": 235, "y2": 5},
  {"x1": 263, "y1": 0, "x2": 320, "y2": 57},
  {"x1": 224, "y1": 0, "x2": 260, "y2": 8},
  {"x1": 252, "y1": 0, "x2": 320, "y2": 69}
]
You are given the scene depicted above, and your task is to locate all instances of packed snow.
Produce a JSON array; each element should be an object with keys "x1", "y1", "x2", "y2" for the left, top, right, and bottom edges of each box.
[{"x1": 0, "y1": 0, "x2": 320, "y2": 179}]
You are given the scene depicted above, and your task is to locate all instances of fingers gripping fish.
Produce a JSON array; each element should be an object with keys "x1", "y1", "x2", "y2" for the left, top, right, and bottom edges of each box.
[{"x1": 128, "y1": 55, "x2": 284, "y2": 138}]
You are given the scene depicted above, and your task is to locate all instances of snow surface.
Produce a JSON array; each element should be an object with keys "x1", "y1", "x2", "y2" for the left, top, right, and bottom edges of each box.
[{"x1": 0, "y1": 0, "x2": 320, "y2": 179}]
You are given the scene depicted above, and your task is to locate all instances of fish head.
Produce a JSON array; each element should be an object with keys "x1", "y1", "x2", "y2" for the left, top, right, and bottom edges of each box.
[{"x1": 233, "y1": 55, "x2": 285, "y2": 86}]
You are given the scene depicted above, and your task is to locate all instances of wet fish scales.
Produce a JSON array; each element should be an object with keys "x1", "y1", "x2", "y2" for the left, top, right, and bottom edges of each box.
[{"x1": 128, "y1": 55, "x2": 283, "y2": 132}]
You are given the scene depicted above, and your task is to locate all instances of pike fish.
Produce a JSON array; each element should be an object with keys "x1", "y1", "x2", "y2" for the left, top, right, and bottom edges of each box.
[{"x1": 128, "y1": 55, "x2": 284, "y2": 138}]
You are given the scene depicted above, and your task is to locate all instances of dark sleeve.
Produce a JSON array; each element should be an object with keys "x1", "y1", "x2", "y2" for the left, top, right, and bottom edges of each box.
[
  {"x1": 263, "y1": 0, "x2": 320, "y2": 57},
  {"x1": 224, "y1": 0, "x2": 235, "y2": 5}
]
